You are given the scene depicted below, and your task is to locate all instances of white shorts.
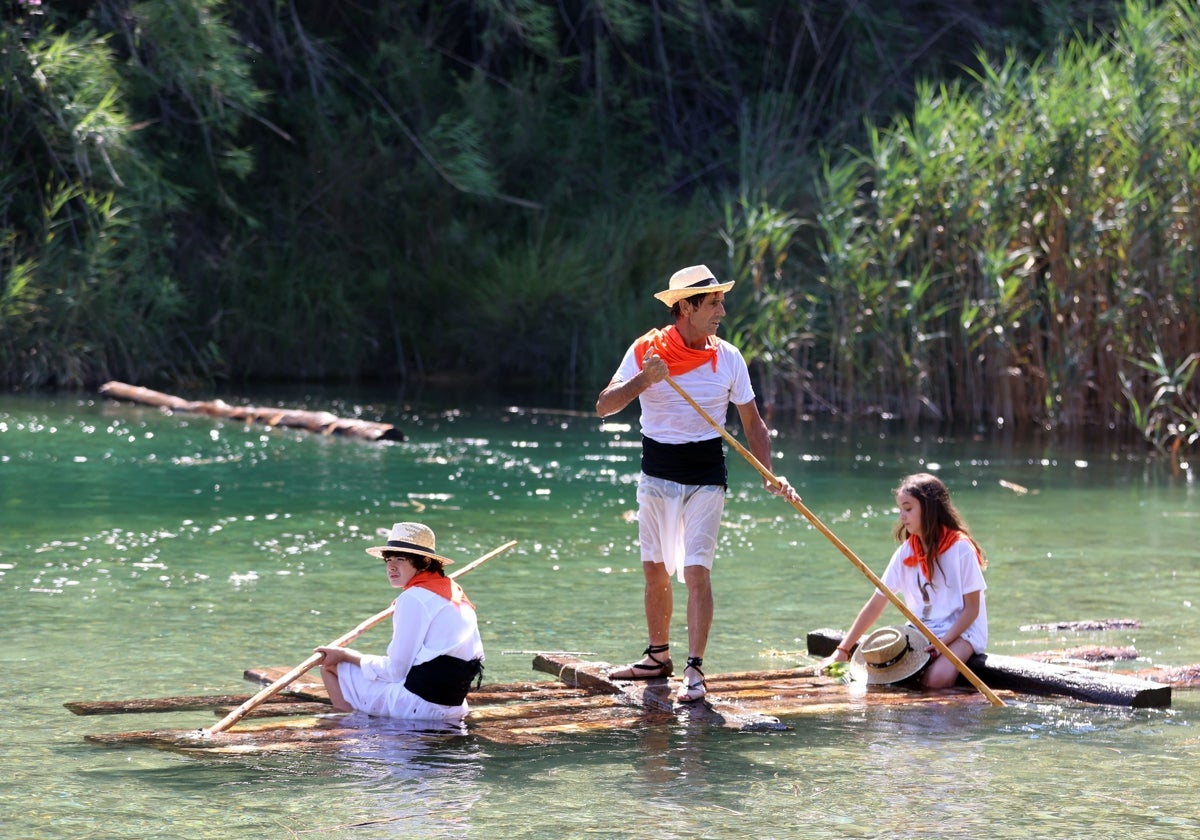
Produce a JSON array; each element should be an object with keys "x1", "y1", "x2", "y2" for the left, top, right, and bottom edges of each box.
[
  {"x1": 636, "y1": 474, "x2": 726, "y2": 581},
  {"x1": 337, "y1": 662, "x2": 469, "y2": 723}
]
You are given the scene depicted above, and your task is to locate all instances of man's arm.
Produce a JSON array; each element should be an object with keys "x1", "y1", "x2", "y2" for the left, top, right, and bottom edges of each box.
[
  {"x1": 736, "y1": 399, "x2": 799, "y2": 500},
  {"x1": 596, "y1": 353, "x2": 667, "y2": 417}
]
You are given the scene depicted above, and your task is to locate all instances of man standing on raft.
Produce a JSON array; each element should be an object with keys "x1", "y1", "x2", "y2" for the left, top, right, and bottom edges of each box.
[{"x1": 596, "y1": 265, "x2": 798, "y2": 703}]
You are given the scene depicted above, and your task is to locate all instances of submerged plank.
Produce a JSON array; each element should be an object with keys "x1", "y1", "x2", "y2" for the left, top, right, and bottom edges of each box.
[
  {"x1": 806, "y1": 628, "x2": 1172, "y2": 708},
  {"x1": 1132, "y1": 663, "x2": 1200, "y2": 687},
  {"x1": 1019, "y1": 618, "x2": 1141, "y2": 631},
  {"x1": 1024, "y1": 645, "x2": 1139, "y2": 662},
  {"x1": 85, "y1": 718, "x2": 354, "y2": 754}
]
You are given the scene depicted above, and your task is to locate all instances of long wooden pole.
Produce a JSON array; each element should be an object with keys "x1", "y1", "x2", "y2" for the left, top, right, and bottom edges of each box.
[
  {"x1": 205, "y1": 539, "x2": 518, "y2": 735},
  {"x1": 663, "y1": 375, "x2": 1005, "y2": 707}
]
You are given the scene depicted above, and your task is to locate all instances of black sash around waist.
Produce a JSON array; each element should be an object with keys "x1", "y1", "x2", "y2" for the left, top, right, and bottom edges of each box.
[
  {"x1": 404, "y1": 655, "x2": 484, "y2": 706},
  {"x1": 641, "y1": 436, "x2": 727, "y2": 486}
]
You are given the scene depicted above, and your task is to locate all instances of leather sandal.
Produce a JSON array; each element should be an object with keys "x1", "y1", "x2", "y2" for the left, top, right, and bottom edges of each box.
[
  {"x1": 608, "y1": 643, "x2": 673, "y2": 680},
  {"x1": 676, "y1": 656, "x2": 707, "y2": 703}
]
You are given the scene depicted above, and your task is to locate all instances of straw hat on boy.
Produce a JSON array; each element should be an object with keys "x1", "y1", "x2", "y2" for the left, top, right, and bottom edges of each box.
[{"x1": 366, "y1": 522, "x2": 455, "y2": 565}]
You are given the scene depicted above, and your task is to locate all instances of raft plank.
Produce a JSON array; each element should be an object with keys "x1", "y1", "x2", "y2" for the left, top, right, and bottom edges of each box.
[
  {"x1": 242, "y1": 666, "x2": 596, "y2": 707},
  {"x1": 467, "y1": 694, "x2": 618, "y2": 721},
  {"x1": 65, "y1": 693, "x2": 313, "y2": 716},
  {"x1": 213, "y1": 702, "x2": 335, "y2": 719},
  {"x1": 806, "y1": 628, "x2": 1172, "y2": 708}
]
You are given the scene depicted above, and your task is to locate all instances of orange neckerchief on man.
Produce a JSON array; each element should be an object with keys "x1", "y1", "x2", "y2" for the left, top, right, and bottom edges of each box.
[
  {"x1": 633, "y1": 326, "x2": 718, "y2": 377},
  {"x1": 404, "y1": 570, "x2": 472, "y2": 608}
]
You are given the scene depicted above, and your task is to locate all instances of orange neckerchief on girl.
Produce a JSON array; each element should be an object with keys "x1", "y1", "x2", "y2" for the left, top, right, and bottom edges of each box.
[
  {"x1": 404, "y1": 570, "x2": 473, "y2": 608},
  {"x1": 903, "y1": 526, "x2": 970, "y2": 581},
  {"x1": 633, "y1": 326, "x2": 718, "y2": 377}
]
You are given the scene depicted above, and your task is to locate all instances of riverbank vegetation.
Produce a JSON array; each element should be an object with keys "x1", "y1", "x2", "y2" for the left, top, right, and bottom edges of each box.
[{"x1": 1, "y1": 1, "x2": 1196, "y2": 451}]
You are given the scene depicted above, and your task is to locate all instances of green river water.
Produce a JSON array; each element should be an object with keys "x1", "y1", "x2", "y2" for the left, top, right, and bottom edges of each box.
[{"x1": 1, "y1": 388, "x2": 1196, "y2": 839}]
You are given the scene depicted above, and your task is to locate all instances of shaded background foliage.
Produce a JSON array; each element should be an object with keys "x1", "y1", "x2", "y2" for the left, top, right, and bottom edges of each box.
[{"x1": 2, "y1": 0, "x2": 1195, "y2": 451}]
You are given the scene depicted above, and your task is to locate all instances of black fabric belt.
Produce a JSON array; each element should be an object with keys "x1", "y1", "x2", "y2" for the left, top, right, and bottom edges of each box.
[
  {"x1": 641, "y1": 435, "x2": 727, "y2": 486},
  {"x1": 404, "y1": 655, "x2": 484, "y2": 706}
]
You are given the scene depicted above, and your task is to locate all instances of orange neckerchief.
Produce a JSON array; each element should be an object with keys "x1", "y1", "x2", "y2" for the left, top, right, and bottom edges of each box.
[
  {"x1": 404, "y1": 570, "x2": 473, "y2": 608},
  {"x1": 903, "y1": 526, "x2": 965, "y2": 581},
  {"x1": 633, "y1": 326, "x2": 718, "y2": 377}
]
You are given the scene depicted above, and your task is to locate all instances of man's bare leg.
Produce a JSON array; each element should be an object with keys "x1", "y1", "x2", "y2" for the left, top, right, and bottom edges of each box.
[
  {"x1": 678, "y1": 565, "x2": 712, "y2": 701},
  {"x1": 609, "y1": 561, "x2": 674, "y2": 678}
]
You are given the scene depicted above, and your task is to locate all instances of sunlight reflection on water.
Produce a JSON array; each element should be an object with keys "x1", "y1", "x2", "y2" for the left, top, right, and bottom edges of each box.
[{"x1": 1, "y1": 392, "x2": 1197, "y2": 839}]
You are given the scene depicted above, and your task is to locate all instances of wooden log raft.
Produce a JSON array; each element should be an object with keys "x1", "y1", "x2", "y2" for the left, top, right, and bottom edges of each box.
[
  {"x1": 99, "y1": 381, "x2": 404, "y2": 442},
  {"x1": 80, "y1": 633, "x2": 1193, "y2": 754},
  {"x1": 82, "y1": 654, "x2": 979, "y2": 752},
  {"x1": 807, "y1": 628, "x2": 1172, "y2": 708}
]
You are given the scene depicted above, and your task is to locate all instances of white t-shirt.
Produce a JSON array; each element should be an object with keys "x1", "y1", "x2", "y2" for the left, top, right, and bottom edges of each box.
[
  {"x1": 358, "y1": 587, "x2": 483, "y2": 684},
  {"x1": 878, "y1": 537, "x2": 988, "y2": 653},
  {"x1": 337, "y1": 586, "x2": 484, "y2": 720},
  {"x1": 611, "y1": 337, "x2": 756, "y2": 443}
]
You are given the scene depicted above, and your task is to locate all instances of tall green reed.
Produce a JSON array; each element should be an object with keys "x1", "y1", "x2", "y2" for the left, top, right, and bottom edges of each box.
[{"x1": 798, "y1": 0, "x2": 1200, "y2": 443}]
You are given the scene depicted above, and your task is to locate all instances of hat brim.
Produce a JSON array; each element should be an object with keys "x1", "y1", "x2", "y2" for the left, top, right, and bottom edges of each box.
[
  {"x1": 653, "y1": 280, "x2": 735, "y2": 307},
  {"x1": 365, "y1": 545, "x2": 455, "y2": 565},
  {"x1": 851, "y1": 625, "x2": 930, "y2": 685}
]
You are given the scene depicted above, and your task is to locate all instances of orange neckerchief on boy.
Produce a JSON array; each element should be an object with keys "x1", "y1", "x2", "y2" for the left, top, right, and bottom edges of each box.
[
  {"x1": 903, "y1": 526, "x2": 979, "y2": 581},
  {"x1": 404, "y1": 570, "x2": 473, "y2": 608},
  {"x1": 633, "y1": 326, "x2": 718, "y2": 377}
]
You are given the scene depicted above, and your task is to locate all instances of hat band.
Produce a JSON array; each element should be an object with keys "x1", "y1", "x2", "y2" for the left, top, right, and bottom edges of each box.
[
  {"x1": 866, "y1": 640, "x2": 913, "y2": 670},
  {"x1": 385, "y1": 539, "x2": 434, "y2": 554},
  {"x1": 685, "y1": 277, "x2": 717, "y2": 289}
]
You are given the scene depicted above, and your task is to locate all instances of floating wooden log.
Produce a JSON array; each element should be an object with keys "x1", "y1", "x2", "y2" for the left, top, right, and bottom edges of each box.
[
  {"x1": 806, "y1": 628, "x2": 1172, "y2": 708},
  {"x1": 99, "y1": 381, "x2": 404, "y2": 442},
  {"x1": 1019, "y1": 618, "x2": 1141, "y2": 631},
  {"x1": 1024, "y1": 645, "x2": 1139, "y2": 662},
  {"x1": 1133, "y1": 663, "x2": 1200, "y2": 687}
]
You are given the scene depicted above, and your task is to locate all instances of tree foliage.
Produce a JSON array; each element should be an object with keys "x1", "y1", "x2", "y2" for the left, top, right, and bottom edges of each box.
[{"x1": 4, "y1": 0, "x2": 1195, "y2": 450}]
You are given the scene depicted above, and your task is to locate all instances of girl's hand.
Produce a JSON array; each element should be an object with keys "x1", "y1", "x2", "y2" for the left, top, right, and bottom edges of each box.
[{"x1": 817, "y1": 646, "x2": 851, "y2": 673}]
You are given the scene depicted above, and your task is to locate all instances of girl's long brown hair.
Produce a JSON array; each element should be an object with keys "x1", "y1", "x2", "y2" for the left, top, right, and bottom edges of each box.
[{"x1": 891, "y1": 473, "x2": 987, "y2": 582}]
